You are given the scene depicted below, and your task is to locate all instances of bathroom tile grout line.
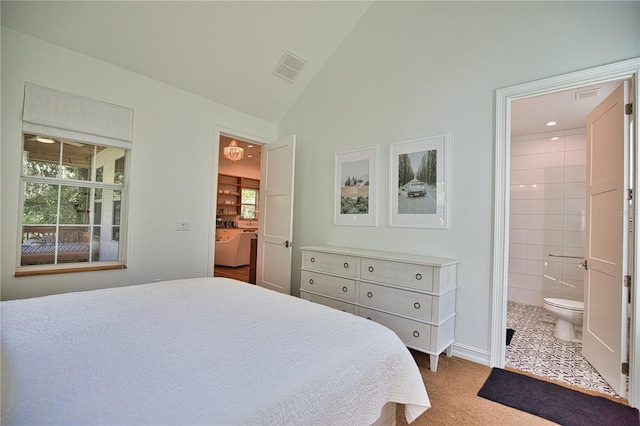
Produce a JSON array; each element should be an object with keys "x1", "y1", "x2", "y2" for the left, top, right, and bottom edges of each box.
[{"x1": 506, "y1": 301, "x2": 619, "y2": 398}]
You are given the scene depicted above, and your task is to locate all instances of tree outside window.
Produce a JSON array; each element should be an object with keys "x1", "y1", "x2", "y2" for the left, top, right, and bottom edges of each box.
[{"x1": 241, "y1": 188, "x2": 258, "y2": 219}]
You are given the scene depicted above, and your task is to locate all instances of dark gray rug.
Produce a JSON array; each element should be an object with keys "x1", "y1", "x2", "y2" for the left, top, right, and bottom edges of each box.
[{"x1": 478, "y1": 368, "x2": 639, "y2": 426}]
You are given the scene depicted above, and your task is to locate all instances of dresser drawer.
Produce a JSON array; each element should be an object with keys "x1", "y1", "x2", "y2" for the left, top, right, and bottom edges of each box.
[
  {"x1": 359, "y1": 307, "x2": 433, "y2": 352},
  {"x1": 360, "y1": 258, "x2": 434, "y2": 292},
  {"x1": 359, "y1": 282, "x2": 434, "y2": 322},
  {"x1": 302, "y1": 251, "x2": 357, "y2": 278},
  {"x1": 300, "y1": 271, "x2": 355, "y2": 302},
  {"x1": 301, "y1": 291, "x2": 356, "y2": 314}
]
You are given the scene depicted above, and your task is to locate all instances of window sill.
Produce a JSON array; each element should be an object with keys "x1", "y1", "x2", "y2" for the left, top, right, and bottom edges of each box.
[{"x1": 15, "y1": 262, "x2": 127, "y2": 277}]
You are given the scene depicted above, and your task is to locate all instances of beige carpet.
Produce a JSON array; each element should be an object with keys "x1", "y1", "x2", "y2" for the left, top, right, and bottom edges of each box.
[{"x1": 395, "y1": 350, "x2": 630, "y2": 425}]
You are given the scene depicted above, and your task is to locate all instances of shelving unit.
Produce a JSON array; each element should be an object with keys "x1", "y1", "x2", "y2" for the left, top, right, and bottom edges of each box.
[
  {"x1": 216, "y1": 174, "x2": 260, "y2": 217},
  {"x1": 217, "y1": 174, "x2": 241, "y2": 216}
]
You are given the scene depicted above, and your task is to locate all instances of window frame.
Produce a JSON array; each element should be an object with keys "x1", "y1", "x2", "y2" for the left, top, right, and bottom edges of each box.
[
  {"x1": 16, "y1": 134, "x2": 130, "y2": 276},
  {"x1": 240, "y1": 187, "x2": 259, "y2": 220}
]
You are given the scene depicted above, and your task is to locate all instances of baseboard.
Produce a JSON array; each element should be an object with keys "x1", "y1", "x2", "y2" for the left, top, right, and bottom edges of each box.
[{"x1": 452, "y1": 342, "x2": 490, "y2": 366}]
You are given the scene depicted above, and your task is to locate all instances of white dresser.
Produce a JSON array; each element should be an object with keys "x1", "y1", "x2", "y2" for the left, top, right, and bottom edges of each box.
[{"x1": 300, "y1": 246, "x2": 458, "y2": 372}]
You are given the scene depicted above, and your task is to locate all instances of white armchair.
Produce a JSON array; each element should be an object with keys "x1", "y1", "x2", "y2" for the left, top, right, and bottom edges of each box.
[{"x1": 215, "y1": 232, "x2": 255, "y2": 267}]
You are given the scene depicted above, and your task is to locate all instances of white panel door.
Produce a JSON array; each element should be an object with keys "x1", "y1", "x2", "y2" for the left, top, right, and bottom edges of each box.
[
  {"x1": 583, "y1": 81, "x2": 631, "y2": 397},
  {"x1": 256, "y1": 135, "x2": 296, "y2": 294}
]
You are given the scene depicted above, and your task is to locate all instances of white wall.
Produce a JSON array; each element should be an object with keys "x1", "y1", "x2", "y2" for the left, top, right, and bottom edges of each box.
[
  {"x1": 1, "y1": 28, "x2": 277, "y2": 300},
  {"x1": 217, "y1": 159, "x2": 260, "y2": 180},
  {"x1": 277, "y1": 2, "x2": 639, "y2": 360},
  {"x1": 509, "y1": 129, "x2": 586, "y2": 306}
]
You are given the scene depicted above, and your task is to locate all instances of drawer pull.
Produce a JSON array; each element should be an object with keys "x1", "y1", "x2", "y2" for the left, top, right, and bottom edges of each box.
[
  {"x1": 310, "y1": 257, "x2": 315, "y2": 263},
  {"x1": 413, "y1": 331, "x2": 420, "y2": 338},
  {"x1": 309, "y1": 279, "x2": 314, "y2": 284},
  {"x1": 414, "y1": 302, "x2": 421, "y2": 309},
  {"x1": 344, "y1": 262, "x2": 349, "y2": 269},
  {"x1": 367, "y1": 291, "x2": 373, "y2": 298},
  {"x1": 342, "y1": 286, "x2": 348, "y2": 293},
  {"x1": 415, "y1": 273, "x2": 422, "y2": 280},
  {"x1": 368, "y1": 266, "x2": 374, "y2": 272}
]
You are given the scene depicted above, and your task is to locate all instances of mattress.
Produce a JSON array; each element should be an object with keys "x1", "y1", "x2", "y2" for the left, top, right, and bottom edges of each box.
[{"x1": 1, "y1": 277, "x2": 430, "y2": 425}]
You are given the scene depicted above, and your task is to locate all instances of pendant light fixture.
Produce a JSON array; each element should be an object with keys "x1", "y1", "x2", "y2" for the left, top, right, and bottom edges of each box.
[{"x1": 223, "y1": 139, "x2": 244, "y2": 162}]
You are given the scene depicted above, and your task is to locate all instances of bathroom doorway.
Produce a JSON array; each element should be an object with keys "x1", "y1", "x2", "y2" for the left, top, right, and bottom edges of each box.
[
  {"x1": 506, "y1": 82, "x2": 624, "y2": 397},
  {"x1": 491, "y1": 58, "x2": 640, "y2": 407}
]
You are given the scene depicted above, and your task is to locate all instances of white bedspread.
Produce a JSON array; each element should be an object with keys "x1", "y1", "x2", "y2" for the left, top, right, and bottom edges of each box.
[{"x1": 1, "y1": 277, "x2": 430, "y2": 425}]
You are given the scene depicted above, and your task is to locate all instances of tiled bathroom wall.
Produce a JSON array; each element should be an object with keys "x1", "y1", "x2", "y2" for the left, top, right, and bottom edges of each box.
[{"x1": 508, "y1": 129, "x2": 586, "y2": 306}]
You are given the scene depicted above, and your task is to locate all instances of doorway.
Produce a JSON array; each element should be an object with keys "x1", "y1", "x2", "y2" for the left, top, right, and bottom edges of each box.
[
  {"x1": 506, "y1": 83, "x2": 621, "y2": 396},
  {"x1": 491, "y1": 58, "x2": 640, "y2": 408},
  {"x1": 211, "y1": 132, "x2": 263, "y2": 283}
]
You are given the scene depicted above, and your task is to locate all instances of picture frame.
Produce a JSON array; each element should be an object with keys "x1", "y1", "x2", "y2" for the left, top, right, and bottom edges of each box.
[
  {"x1": 334, "y1": 146, "x2": 378, "y2": 226},
  {"x1": 389, "y1": 134, "x2": 450, "y2": 228}
]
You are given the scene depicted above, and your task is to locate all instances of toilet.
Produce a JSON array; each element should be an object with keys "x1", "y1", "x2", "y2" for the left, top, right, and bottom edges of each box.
[{"x1": 542, "y1": 298, "x2": 584, "y2": 342}]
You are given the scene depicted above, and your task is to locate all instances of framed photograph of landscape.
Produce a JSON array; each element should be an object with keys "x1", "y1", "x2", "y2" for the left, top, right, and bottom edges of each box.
[
  {"x1": 334, "y1": 146, "x2": 378, "y2": 226},
  {"x1": 389, "y1": 134, "x2": 450, "y2": 228}
]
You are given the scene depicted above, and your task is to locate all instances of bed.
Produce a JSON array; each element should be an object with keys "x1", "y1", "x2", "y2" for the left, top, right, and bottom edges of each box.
[{"x1": 1, "y1": 277, "x2": 430, "y2": 425}]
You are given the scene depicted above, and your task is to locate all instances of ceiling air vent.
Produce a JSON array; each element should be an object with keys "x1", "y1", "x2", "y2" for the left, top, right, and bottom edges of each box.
[
  {"x1": 273, "y1": 50, "x2": 307, "y2": 83},
  {"x1": 575, "y1": 88, "x2": 600, "y2": 100}
]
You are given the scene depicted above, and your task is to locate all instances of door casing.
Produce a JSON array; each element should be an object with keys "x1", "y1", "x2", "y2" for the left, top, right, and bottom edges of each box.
[{"x1": 491, "y1": 57, "x2": 640, "y2": 407}]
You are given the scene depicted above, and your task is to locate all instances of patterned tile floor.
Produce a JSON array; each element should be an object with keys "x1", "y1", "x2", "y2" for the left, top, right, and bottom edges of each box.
[{"x1": 506, "y1": 301, "x2": 620, "y2": 397}]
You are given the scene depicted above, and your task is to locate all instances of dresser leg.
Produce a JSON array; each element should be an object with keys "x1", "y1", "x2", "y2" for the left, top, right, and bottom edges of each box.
[
  {"x1": 445, "y1": 344, "x2": 453, "y2": 357},
  {"x1": 429, "y1": 354, "x2": 439, "y2": 372}
]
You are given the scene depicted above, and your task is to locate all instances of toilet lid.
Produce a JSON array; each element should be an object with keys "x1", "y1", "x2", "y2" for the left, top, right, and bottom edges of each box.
[{"x1": 544, "y1": 298, "x2": 584, "y2": 311}]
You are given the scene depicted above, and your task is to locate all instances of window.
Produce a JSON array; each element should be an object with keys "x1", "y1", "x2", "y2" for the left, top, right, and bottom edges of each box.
[
  {"x1": 241, "y1": 188, "x2": 258, "y2": 219},
  {"x1": 18, "y1": 133, "x2": 128, "y2": 273}
]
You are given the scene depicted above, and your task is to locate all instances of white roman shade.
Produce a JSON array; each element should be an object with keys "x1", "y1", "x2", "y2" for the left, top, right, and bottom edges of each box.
[{"x1": 22, "y1": 83, "x2": 134, "y2": 149}]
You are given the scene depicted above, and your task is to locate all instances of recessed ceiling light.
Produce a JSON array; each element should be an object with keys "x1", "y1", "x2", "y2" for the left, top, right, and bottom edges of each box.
[
  {"x1": 550, "y1": 137, "x2": 560, "y2": 141},
  {"x1": 546, "y1": 121, "x2": 557, "y2": 127},
  {"x1": 36, "y1": 136, "x2": 55, "y2": 144}
]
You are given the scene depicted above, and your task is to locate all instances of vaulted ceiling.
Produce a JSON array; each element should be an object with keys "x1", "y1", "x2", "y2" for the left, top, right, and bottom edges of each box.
[
  {"x1": 2, "y1": 1, "x2": 622, "y2": 136},
  {"x1": 1, "y1": 1, "x2": 373, "y2": 123}
]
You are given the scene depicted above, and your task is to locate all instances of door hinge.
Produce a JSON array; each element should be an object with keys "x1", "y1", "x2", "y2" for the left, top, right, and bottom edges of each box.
[
  {"x1": 627, "y1": 188, "x2": 633, "y2": 201},
  {"x1": 624, "y1": 275, "x2": 632, "y2": 287},
  {"x1": 626, "y1": 103, "x2": 633, "y2": 115},
  {"x1": 622, "y1": 362, "x2": 630, "y2": 375}
]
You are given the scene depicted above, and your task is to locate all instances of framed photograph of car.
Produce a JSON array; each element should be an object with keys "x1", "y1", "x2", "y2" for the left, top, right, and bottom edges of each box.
[
  {"x1": 389, "y1": 134, "x2": 450, "y2": 228},
  {"x1": 334, "y1": 146, "x2": 378, "y2": 226}
]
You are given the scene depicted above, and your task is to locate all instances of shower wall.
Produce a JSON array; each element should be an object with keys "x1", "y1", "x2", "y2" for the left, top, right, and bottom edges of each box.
[{"x1": 508, "y1": 128, "x2": 586, "y2": 306}]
